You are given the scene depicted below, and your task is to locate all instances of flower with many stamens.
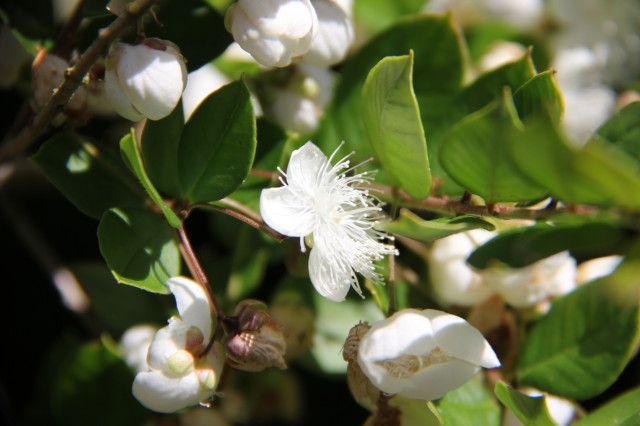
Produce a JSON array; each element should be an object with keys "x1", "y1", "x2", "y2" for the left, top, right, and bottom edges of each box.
[{"x1": 260, "y1": 141, "x2": 398, "y2": 302}]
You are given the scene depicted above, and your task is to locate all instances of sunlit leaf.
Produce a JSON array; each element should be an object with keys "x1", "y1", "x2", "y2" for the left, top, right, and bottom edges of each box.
[
  {"x1": 435, "y1": 375, "x2": 501, "y2": 426},
  {"x1": 591, "y1": 101, "x2": 640, "y2": 161},
  {"x1": 494, "y1": 382, "x2": 556, "y2": 426},
  {"x1": 575, "y1": 386, "x2": 640, "y2": 426}
]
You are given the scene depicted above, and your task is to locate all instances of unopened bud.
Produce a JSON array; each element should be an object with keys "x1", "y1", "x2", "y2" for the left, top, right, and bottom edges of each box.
[
  {"x1": 343, "y1": 322, "x2": 379, "y2": 412},
  {"x1": 225, "y1": 300, "x2": 287, "y2": 371}
]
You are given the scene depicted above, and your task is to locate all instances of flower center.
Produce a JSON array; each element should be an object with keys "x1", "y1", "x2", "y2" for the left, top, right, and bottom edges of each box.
[{"x1": 376, "y1": 346, "x2": 454, "y2": 378}]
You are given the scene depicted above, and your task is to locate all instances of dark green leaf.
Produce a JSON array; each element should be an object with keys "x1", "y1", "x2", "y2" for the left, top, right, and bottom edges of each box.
[
  {"x1": 592, "y1": 102, "x2": 640, "y2": 161},
  {"x1": 376, "y1": 208, "x2": 494, "y2": 242},
  {"x1": 440, "y1": 92, "x2": 546, "y2": 202},
  {"x1": 575, "y1": 386, "x2": 640, "y2": 426},
  {"x1": 98, "y1": 207, "x2": 180, "y2": 293},
  {"x1": 362, "y1": 52, "x2": 431, "y2": 199},
  {"x1": 179, "y1": 80, "x2": 257, "y2": 203},
  {"x1": 226, "y1": 226, "x2": 270, "y2": 303},
  {"x1": 31, "y1": 132, "x2": 145, "y2": 219},
  {"x1": 120, "y1": 130, "x2": 181, "y2": 228},
  {"x1": 517, "y1": 259, "x2": 640, "y2": 399},
  {"x1": 436, "y1": 375, "x2": 501, "y2": 426},
  {"x1": 494, "y1": 382, "x2": 556, "y2": 426}
]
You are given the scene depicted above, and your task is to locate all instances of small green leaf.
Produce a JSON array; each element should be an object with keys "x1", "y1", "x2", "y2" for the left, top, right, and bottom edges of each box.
[
  {"x1": 179, "y1": 80, "x2": 257, "y2": 203},
  {"x1": 494, "y1": 382, "x2": 556, "y2": 426},
  {"x1": 31, "y1": 132, "x2": 145, "y2": 219},
  {"x1": 120, "y1": 130, "x2": 181, "y2": 228},
  {"x1": 517, "y1": 259, "x2": 640, "y2": 399},
  {"x1": 513, "y1": 70, "x2": 564, "y2": 122},
  {"x1": 440, "y1": 92, "x2": 547, "y2": 202},
  {"x1": 436, "y1": 375, "x2": 501, "y2": 426},
  {"x1": 376, "y1": 208, "x2": 494, "y2": 243},
  {"x1": 362, "y1": 52, "x2": 431, "y2": 199},
  {"x1": 575, "y1": 386, "x2": 640, "y2": 426},
  {"x1": 98, "y1": 207, "x2": 181, "y2": 293},
  {"x1": 591, "y1": 101, "x2": 640, "y2": 160}
]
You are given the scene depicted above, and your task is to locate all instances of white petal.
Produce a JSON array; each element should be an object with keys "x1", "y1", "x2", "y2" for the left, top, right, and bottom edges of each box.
[
  {"x1": 104, "y1": 68, "x2": 145, "y2": 121},
  {"x1": 308, "y1": 246, "x2": 352, "y2": 302},
  {"x1": 270, "y1": 91, "x2": 321, "y2": 133},
  {"x1": 286, "y1": 141, "x2": 329, "y2": 191},
  {"x1": 240, "y1": 0, "x2": 316, "y2": 39},
  {"x1": 146, "y1": 319, "x2": 188, "y2": 372},
  {"x1": 428, "y1": 310, "x2": 501, "y2": 369},
  {"x1": 167, "y1": 277, "x2": 213, "y2": 340},
  {"x1": 260, "y1": 186, "x2": 317, "y2": 237},
  {"x1": 298, "y1": 0, "x2": 353, "y2": 67},
  {"x1": 396, "y1": 360, "x2": 481, "y2": 400},
  {"x1": 132, "y1": 370, "x2": 212, "y2": 413},
  {"x1": 120, "y1": 324, "x2": 158, "y2": 373},
  {"x1": 182, "y1": 64, "x2": 230, "y2": 120}
]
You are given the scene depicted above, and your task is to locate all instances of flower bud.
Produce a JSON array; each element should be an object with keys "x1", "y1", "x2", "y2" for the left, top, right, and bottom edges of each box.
[
  {"x1": 343, "y1": 322, "x2": 380, "y2": 412},
  {"x1": 225, "y1": 300, "x2": 287, "y2": 371},
  {"x1": 104, "y1": 38, "x2": 187, "y2": 121},
  {"x1": 357, "y1": 309, "x2": 500, "y2": 401},
  {"x1": 120, "y1": 324, "x2": 158, "y2": 373},
  {"x1": 226, "y1": 0, "x2": 318, "y2": 68},
  {"x1": 298, "y1": 0, "x2": 354, "y2": 67}
]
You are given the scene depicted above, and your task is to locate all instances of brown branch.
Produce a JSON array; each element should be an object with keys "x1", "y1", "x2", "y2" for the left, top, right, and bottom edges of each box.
[{"x1": 0, "y1": 0, "x2": 161, "y2": 163}]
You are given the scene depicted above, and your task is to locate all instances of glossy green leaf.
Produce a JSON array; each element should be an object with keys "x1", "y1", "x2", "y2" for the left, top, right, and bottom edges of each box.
[
  {"x1": 98, "y1": 207, "x2": 181, "y2": 294},
  {"x1": 362, "y1": 52, "x2": 431, "y2": 199},
  {"x1": 591, "y1": 101, "x2": 640, "y2": 160},
  {"x1": 517, "y1": 260, "x2": 640, "y2": 399},
  {"x1": 494, "y1": 382, "x2": 556, "y2": 426},
  {"x1": 513, "y1": 70, "x2": 564, "y2": 122},
  {"x1": 575, "y1": 386, "x2": 640, "y2": 426},
  {"x1": 31, "y1": 132, "x2": 145, "y2": 219},
  {"x1": 376, "y1": 208, "x2": 494, "y2": 242},
  {"x1": 440, "y1": 92, "x2": 547, "y2": 202},
  {"x1": 141, "y1": 101, "x2": 185, "y2": 198},
  {"x1": 468, "y1": 220, "x2": 627, "y2": 269},
  {"x1": 120, "y1": 130, "x2": 181, "y2": 228},
  {"x1": 179, "y1": 80, "x2": 257, "y2": 203},
  {"x1": 435, "y1": 375, "x2": 501, "y2": 426},
  {"x1": 50, "y1": 341, "x2": 146, "y2": 426}
]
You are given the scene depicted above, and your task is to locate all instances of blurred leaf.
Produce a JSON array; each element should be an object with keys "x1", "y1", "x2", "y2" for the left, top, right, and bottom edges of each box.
[
  {"x1": 377, "y1": 208, "x2": 494, "y2": 242},
  {"x1": 362, "y1": 52, "x2": 431, "y2": 199},
  {"x1": 353, "y1": 0, "x2": 425, "y2": 33},
  {"x1": 517, "y1": 261, "x2": 640, "y2": 399},
  {"x1": 513, "y1": 70, "x2": 564, "y2": 122},
  {"x1": 98, "y1": 207, "x2": 180, "y2": 293},
  {"x1": 72, "y1": 261, "x2": 168, "y2": 337},
  {"x1": 468, "y1": 220, "x2": 627, "y2": 269},
  {"x1": 179, "y1": 80, "x2": 257, "y2": 203},
  {"x1": 31, "y1": 132, "x2": 145, "y2": 219},
  {"x1": 50, "y1": 340, "x2": 147, "y2": 426},
  {"x1": 494, "y1": 382, "x2": 555, "y2": 426},
  {"x1": 149, "y1": 0, "x2": 232, "y2": 71},
  {"x1": 592, "y1": 101, "x2": 640, "y2": 160},
  {"x1": 141, "y1": 101, "x2": 185, "y2": 198},
  {"x1": 0, "y1": 0, "x2": 54, "y2": 40},
  {"x1": 575, "y1": 386, "x2": 640, "y2": 426},
  {"x1": 120, "y1": 130, "x2": 181, "y2": 228},
  {"x1": 440, "y1": 92, "x2": 546, "y2": 202},
  {"x1": 226, "y1": 226, "x2": 270, "y2": 303},
  {"x1": 435, "y1": 375, "x2": 501, "y2": 426}
]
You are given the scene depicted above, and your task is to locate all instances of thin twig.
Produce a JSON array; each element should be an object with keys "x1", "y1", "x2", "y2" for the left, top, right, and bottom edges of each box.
[
  {"x1": 0, "y1": 0, "x2": 161, "y2": 163},
  {"x1": 191, "y1": 202, "x2": 287, "y2": 241}
]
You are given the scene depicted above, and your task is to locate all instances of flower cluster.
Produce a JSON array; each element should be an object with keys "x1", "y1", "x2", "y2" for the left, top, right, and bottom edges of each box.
[
  {"x1": 226, "y1": 0, "x2": 353, "y2": 68},
  {"x1": 260, "y1": 141, "x2": 398, "y2": 302}
]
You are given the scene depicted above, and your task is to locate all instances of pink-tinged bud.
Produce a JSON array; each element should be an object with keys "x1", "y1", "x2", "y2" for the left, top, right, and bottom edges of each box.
[{"x1": 225, "y1": 300, "x2": 287, "y2": 372}]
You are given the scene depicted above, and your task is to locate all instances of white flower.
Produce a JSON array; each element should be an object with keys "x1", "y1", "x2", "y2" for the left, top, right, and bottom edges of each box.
[
  {"x1": 357, "y1": 309, "x2": 500, "y2": 401},
  {"x1": 487, "y1": 251, "x2": 577, "y2": 308},
  {"x1": 260, "y1": 141, "x2": 398, "y2": 302},
  {"x1": 105, "y1": 39, "x2": 187, "y2": 121},
  {"x1": 298, "y1": 0, "x2": 354, "y2": 67},
  {"x1": 120, "y1": 324, "x2": 158, "y2": 373},
  {"x1": 428, "y1": 229, "x2": 496, "y2": 307},
  {"x1": 576, "y1": 255, "x2": 623, "y2": 284},
  {"x1": 132, "y1": 277, "x2": 225, "y2": 413},
  {"x1": 226, "y1": 0, "x2": 318, "y2": 68}
]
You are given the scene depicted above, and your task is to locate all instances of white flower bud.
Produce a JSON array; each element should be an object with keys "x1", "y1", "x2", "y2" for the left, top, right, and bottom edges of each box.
[
  {"x1": 32, "y1": 50, "x2": 88, "y2": 116},
  {"x1": 357, "y1": 309, "x2": 500, "y2": 401},
  {"x1": 120, "y1": 324, "x2": 158, "y2": 373},
  {"x1": 428, "y1": 229, "x2": 496, "y2": 307},
  {"x1": 105, "y1": 39, "x2": 187, "y2": 121},
  {"x1": 298, "y1": 0, "x2": 354, "y2": 67},
  {"x1": 181, "y1": 63, "x2": 230, "y2": 121},
  {"x1": 487, "y1": 251, "x2": 577, "y2": 308},
  {"x1": 576, "y1": 255, "x2": 623, "y2": 285},
  {"x1": 226, "y1": 0, "x2": 318, "y2": 68}
]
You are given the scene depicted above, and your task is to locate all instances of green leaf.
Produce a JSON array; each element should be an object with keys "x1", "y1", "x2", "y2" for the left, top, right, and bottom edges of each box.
[
  {"x1": 98, "y1": 207, "x2": 181, "y2": 294},
  {"x1": 179, "y1": 80, "x2": 257, "y2": 203},
  {"x1": 362, "y1": 52, "x2": 431, "y2": 199},
  {"x1": 467, "y1": 220, "x2": 627, "y2": 269},
  {"x1": 513, "y1": 70, "x2": 564, "y2": 122},
  {"x1": 494, "y1": 382, "x2": 556, "y2": 426},
  {"x1": 50, "y1": 341, "x2": 147, "y2": 426},
  {"x1": 376, "y1": 208, "x2": 494, "y2": 243},
  {"x1": 226, "y1": 226, "x2": 270, "y2": 303},
  {"x1": 31, "y1": 132, "x2": 145, "y2": 219},
  {"x1": 353, "y1": 0, "x2": 426, "y2": 33},
  {"x1": 439, "y1": 92, "x2": 547, "y2": 202},
  {"x1": 120, "y1": 130, "x2": 181, "y2": 228},
  {"x1": 575, "y1": 386, "x2": 640, "y2": 426},
  {"x1": 435, "y1": 375, "x2": 501, "y2": 426},
  {"x1": 141, "y1": 101, "x2": 185, "y2": 198},
  {"x1": 591, "y1": 101, "x2": 640, "y2": 160},
  {"x1": 517, "y1": 259, "x2": 640, "y2": 399}
]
